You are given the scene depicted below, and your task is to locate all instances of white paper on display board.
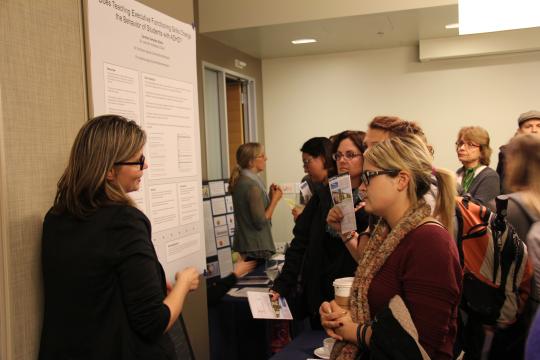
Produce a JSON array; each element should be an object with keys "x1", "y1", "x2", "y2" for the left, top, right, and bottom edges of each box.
[
  {"x1": 203, "y1": 200, "x2": 217, "y2": 257},
  {"x1": 226, "y1": 214, "x2": 235, "y2": 236},
  {"x1": 86, "y1": 0, "x2": 205, "y2": 280},
  {"x1": 211, "y1": 197, "x2": 227, "y2": 216},
  {"x1": 213, "y1": 215, "x2": 227, "y2": 227},
  {"x1": 208, "y1": 180, "x2": 225, "y2": 197},
  {"x1": 328, "y1": 173, "x2": 356, "y2": 234},
  {"x1": 217, "y1": 247, "x2": 234, "y2": 278},
  {"x1": 225, "y1": 195, "x2": 234, "y2": 213}
]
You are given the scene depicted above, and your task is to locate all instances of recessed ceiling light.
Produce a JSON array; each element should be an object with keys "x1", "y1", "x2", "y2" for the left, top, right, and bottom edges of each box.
[
  {"x1": 459, "y1": 0, "x2": 540, "y2": 35},
  {"x1": 445, "y1": 23, "x2": 459, "y2": 29},
  {"x1": 291, "y1": 38, "x2": 317, "y2": 45}
]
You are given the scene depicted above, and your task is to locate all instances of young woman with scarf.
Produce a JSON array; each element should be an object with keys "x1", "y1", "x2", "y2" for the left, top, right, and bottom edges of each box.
[{"x1": 320, "y1": 135, "x2": 462, "y2": 360}]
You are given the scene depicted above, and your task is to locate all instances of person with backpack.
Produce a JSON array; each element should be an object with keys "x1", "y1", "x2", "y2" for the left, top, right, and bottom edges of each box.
[
  {"x1": 455, "y1": 126, "x2": 500, "y2": 210},
  {"x1": 505, "y1": 134, "x2": 540, "y2": 305},
  {"x1": 320, "y1": 135, "x2": 462, "y2": 360},
  {"x1": 506, "y1": 134, "x2": 540, "y2": 245},
  {"x1": 497, "y1": 110, "x2": 540, "y2": 194}
]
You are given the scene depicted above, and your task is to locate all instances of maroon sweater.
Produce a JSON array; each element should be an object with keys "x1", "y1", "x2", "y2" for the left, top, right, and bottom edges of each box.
[{"x1": 368, "y1": 224, "x2": 462, "y2": 360}]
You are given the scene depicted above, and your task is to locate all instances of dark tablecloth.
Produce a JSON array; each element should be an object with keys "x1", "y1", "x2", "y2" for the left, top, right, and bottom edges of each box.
[{"x1": 209, "y1": 266, "x2": 272, "y2": 360}]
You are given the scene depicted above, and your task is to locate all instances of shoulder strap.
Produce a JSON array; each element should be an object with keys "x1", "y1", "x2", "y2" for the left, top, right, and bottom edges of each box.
[
  {"x1": 507, "y1": 193, "x2": 539, "y2": 222},
  {"x1": 417, "y1": 216, "x2": 445, "y2": 230}
]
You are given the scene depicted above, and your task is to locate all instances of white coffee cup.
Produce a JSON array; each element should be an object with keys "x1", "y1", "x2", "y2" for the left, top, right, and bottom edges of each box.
[
  {"x1": 323, "y1": 337, "x2": 335, "y2": 355},
  {"x1": 333, "y1": 277, "x2": 354, "y2": 310}
]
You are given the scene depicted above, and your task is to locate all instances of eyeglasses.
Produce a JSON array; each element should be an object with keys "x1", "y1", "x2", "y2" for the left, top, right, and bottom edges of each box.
[
  {"x1": 360, "y1": 169, "x2": 400, "y2": 185},
  {"x1": 302, "y1": 157, "x2": 314, "y2": 167},
  {"x1": 332, "y1": 151, "x2": 362, "y2": 161},
  {"x1": 455, "y1": 141, "x2": 481, "y2": 149},
  {"x1": 114, "y1": 154, "x2": 145, "y2": 170}
]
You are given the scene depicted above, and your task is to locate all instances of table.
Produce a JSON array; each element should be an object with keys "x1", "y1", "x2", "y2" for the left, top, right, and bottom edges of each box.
[
  {"x1": 209, "y1": 292, "x2": 272, "y2": 360},
  {"x1": 209, "y1": 267, "x2": 272, "y2": 360},
  {"x1": 269, "y1": 330, "x2": 327, "y2": 360}
]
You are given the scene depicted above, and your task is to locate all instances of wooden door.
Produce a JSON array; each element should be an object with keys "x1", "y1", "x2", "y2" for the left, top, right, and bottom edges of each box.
[{"x1": 226, "y1": 81, "x2": 244, "y2": 172}]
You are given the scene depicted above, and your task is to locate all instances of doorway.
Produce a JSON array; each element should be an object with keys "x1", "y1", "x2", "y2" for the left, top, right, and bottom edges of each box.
[
  {"x1": 202, "y1": 63, "x2": 257, "y2": 180},
  {"x1": 226, "y1": 78, "x2": 246, "y2": 174}
]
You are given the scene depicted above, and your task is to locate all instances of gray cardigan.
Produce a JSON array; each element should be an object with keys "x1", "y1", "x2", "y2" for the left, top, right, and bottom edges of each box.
[
  {"x1": 457, "y1": 166, "x2": 500, "y2": 208},
  {"x1": 231, "y1": 175, "x2": 275, "y2": 256}
]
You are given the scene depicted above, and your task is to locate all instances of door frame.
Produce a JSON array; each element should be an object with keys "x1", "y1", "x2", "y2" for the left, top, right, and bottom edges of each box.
[{"x1": 201, "y1": 62, "x2": 258, "y2": 179}]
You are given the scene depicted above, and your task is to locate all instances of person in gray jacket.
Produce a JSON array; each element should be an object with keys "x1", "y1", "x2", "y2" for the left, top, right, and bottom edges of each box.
[
  {"x1": 229, "y1": 142, "x2": 282, "y2": 260},
  {"x1": 455, "y1": 126, "x2": 500, "y2": 209},
  {"x1": 497, "y1": 110, "x2": 540, "y2": 194}
]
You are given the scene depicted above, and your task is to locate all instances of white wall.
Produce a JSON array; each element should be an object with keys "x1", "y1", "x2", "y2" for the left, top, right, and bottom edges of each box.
[{"x1": 262, "y1": 46, "x2": 540, "y2": 245}]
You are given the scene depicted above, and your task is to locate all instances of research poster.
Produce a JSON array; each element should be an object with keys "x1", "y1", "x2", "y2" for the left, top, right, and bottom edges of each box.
[{"x1": 86, "y1": 0, "x2": 205, "y2": 279}]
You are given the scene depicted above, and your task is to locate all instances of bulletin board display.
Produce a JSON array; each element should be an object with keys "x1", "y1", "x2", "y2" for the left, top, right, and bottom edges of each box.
[{"x1": 202, "y1": 180, "x2": 235, "y2": 279}]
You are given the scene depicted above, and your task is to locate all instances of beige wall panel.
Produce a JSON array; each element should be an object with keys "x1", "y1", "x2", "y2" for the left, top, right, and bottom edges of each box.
[
  {"x1": 138, "y1": 0, "x2": 194, "y2": 25},
  {"x1": 0, "y1": 1, "x2": 87, "y2": 359},
  {"x1": 1, "y1": 0, "x2": 204, "y2": 359}
]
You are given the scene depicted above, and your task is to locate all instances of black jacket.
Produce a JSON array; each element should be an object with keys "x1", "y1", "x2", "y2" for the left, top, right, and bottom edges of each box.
[
  {"x1": 39, "y1": 205, "x2": 175, "y2": 360},
  {"x1": 272, "y1": 185, "x2": 368, "y2": 319}
]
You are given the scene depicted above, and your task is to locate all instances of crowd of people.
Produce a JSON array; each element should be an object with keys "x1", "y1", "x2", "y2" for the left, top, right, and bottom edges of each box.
[
  {"x1": 271, "y1": 112, "x2": 540, "y2": 360},
  {"x1": 38, "y1": 110, "x2": 540, "y2": 360}
]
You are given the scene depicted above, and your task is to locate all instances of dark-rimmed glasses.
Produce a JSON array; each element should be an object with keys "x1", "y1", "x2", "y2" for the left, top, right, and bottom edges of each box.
[
  {"x1": 455, "y1": 141, "x2": 480, "y2": 149},
  {"x1": 360, "y1": 169, "x2": 400, "y2": 185},
  {"x1": 302, "y1": 156, "x2": 314, "y2": 167},
  {"x1": 114, "y1": 154, "x2": 145, "y2": 170},
  {"x1": 332, "y1": 151, "x2": 362, "y2": 161}
]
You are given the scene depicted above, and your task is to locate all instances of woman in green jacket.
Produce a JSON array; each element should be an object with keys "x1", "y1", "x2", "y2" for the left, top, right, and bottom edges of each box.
[{"x1": 229, "y1": 142, "x2": 283, "y2": 260}]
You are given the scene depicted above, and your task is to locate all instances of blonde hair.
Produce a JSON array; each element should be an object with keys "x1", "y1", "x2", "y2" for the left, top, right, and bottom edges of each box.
[
  {"x1": 364, "y1": 135, "x2": 456, "y2": 231},
  {"x1": 228, "y1": 142, "x2": 264, "y2": 193},
  {"x1": 53, "y1": 115, "x2": 146, "y2": 217},
  {"x1": 369, "y1": 116, "x2": 434, "y2": 156},
  {"x1": 505, "y1": 134, "x2": 540, "y2": 218},
  {"x1": 457, "y1": 126, "x2": 492, "y2": 166}
]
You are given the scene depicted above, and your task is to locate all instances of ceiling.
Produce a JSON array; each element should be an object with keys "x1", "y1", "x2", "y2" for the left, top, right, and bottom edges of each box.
[{"x1": 201, "y1": 5, "x2": 459, "y2": 59}]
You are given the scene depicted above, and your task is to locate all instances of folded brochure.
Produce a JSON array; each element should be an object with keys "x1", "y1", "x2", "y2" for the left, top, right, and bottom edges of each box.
[{"x1": 247, "y1": 291, "x2": 293, "y2": 320}]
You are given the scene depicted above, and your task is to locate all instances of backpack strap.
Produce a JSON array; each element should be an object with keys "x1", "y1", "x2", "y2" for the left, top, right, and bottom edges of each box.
[
  {"x1": 417, "y1": 216, "x2": 445, "y2": 229},
  {"x1": 507, "y1": 193, "x2": 540, "y2": 222},
  {"x1": 455, "y1": 204, "x2": 465, "y2": 267}
]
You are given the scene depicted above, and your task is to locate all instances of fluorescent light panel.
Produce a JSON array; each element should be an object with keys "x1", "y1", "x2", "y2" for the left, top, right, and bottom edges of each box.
[
  {"x1": 459, "y1": 0, "x2": 540, "y2": 35},
  {"x1": 291, "y1": 38, "x2": 317, "y2": 45}
]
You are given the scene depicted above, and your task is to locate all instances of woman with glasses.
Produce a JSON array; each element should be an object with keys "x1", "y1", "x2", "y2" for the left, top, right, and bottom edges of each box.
[
  {"x1": 320, "y1": 135, "x2": 461, "y2": 360},
  {"x1": 291, "y1": 137, "x2": 332, "y2": 221},
  {"x1": 271, "y1": 132, "x2": 368, "y2": 327},
  {"x1": 39, "y1": 115, "x2": 200, "y2": 360},
  {"x1": 455, "y1": 126, "x2": 500, "y2": 208},
  {"x1": 229, "y1": 142, "x2": 283, "y2": 260}
]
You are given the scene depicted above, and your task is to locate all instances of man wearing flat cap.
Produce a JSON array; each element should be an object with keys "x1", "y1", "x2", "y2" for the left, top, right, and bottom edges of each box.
[{"x1": 497, "y1": 110, "x2": 540, "y2": 193}]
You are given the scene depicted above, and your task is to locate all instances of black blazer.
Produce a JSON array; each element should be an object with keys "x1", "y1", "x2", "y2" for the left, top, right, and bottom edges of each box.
[
  {"x1": 39, "y1": 205, "x2": 175, "y2": 360},
  {"x1": 273, "y1": 185, "x2": 368, "y2": 319}
]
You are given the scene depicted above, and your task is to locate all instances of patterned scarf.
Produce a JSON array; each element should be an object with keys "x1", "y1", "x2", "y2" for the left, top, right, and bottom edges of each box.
[{"x1": 330, "y1": 200, "x2": 431, "y2": 360}]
